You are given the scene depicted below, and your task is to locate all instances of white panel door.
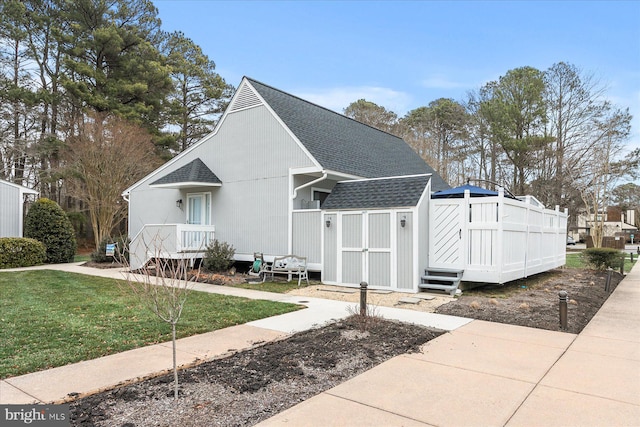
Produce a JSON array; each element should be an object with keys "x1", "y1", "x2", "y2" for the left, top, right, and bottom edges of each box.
[
  {"x1": 340, "y1": 212, "x2": 364, "y2": 285},
  {"x1": 338, "y1": 211, "x2": 393, "y2": 287}
]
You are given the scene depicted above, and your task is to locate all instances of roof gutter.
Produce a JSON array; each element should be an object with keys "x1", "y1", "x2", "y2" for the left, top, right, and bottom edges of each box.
[{"x1": 292, "y1": 172, "x2": 328, "y2": 199}]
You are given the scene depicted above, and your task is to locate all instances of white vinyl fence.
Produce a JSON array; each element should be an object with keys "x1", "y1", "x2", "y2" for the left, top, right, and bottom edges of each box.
[{"x1": 430, "y1": 189, "x2": 567, "y2": 284}]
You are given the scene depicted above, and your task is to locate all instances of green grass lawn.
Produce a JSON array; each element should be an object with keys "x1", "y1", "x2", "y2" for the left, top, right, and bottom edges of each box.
[{"x1": 0, "y1": 270, "x2": 301, "y2": 379}]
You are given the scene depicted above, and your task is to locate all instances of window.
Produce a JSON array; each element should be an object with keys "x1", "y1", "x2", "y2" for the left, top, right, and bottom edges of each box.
[{"x1": 312, "y1": 189, "x2": 330, "y2": 207}]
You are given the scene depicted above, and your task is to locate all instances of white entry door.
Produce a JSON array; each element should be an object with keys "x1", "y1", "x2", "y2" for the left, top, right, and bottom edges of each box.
[
  {"x1": 187, "y1": 193, "x2": 211, "y2": 225},
  {"x1": 185, "y1": 193, "x2": 211, "y2": 249}
]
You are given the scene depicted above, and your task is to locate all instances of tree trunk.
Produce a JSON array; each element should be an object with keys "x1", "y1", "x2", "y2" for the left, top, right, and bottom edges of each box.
[{"x1": 172, "y1": 322, "x2": 178, "y2": 399}]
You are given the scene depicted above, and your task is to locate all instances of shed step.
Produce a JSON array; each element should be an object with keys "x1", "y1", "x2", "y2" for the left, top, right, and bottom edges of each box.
[
  {"x1": 421, "y1": 275, "x2": 460, "y2": 282},
  {"x1": 420, "y1": 268, "x2": 464, "y2": 297},
  {"x1": 418, "y1": 283, "x2": 457, "y2": 291}
]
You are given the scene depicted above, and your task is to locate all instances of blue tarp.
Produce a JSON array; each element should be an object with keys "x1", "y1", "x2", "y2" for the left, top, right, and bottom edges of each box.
[{"x1": 431, "y1": 184, "x2": 499, "y2": 199}]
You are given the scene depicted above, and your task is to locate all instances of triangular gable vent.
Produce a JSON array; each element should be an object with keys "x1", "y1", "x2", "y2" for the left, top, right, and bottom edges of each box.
[{"x1": 229, "y1": 83, "x2": 262, "y2": 112}]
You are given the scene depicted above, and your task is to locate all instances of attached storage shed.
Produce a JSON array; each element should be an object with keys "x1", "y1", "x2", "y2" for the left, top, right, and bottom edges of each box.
[
  {"x1": 321, "y1": 175, "x2": 432, "y2": 292},
  {"x1": 320, "y1": 180, "x2": 568, "y2": 294}
]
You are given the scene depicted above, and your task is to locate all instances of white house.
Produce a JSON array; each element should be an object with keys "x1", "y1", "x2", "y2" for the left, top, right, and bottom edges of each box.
[
  {"x1": 0, "y1": 179, "x2": 39, "y2": 238},
  {"x1": 124, "y1": 77, "x2": 567, "y2": 293}
]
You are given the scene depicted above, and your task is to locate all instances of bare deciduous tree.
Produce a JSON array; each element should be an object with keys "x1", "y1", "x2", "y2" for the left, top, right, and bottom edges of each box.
[
  {"x1": 570, "y1": 108, "x2": 632, "y2": 247},
  {"x1": 64, "y1": 111, "x2": 161, "y2": 249},
  {"x1": 123, "y1": 234, "x2": 200, "y2": 399}
]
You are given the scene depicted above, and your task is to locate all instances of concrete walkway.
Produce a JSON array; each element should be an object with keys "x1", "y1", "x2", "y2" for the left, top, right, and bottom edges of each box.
[
  {"x1": 1, "y1": 262, "x2": 638, "y2": 426},
  {"x1": 259, "y1": 262, "x2": 640, "y2": 427}
]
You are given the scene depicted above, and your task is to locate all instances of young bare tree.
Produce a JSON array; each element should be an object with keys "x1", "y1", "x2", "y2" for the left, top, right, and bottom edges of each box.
[
  {"x1": 123, "y1": 234, "x2": 200, "y2": 399},
  {"x1": 64, "y1": 111, "x2": 161, "y2": 249},
  {"x1": 570, "y1": 108, "x2": 632, "y2": 247}
]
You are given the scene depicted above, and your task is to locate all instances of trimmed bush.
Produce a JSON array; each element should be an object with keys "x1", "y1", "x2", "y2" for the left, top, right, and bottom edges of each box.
[
  {"x1": 581, "y1": 247, "x2": 625, "y2": 271},
  {"x1": 91, "y1": 235, "x2": 130, "y2": 263},
  {"x1": 24, "y1": 198, "x2": 77, "y2": 264},
  {"x1": 0, "y1": 237, "x2": 46, "y2": 269},
  {"x1": 203, "y1": 239, "x2": 235, "y2": 272}
]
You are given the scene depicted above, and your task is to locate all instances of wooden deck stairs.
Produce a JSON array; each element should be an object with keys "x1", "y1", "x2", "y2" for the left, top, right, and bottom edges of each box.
[{"x1": 419, "y1": 268, "x2": 464, "y2": 297}]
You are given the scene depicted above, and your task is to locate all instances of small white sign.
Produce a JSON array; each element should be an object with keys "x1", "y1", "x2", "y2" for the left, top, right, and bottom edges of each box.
[{"x1": 106, "y1": 243, "x2": 116, "y2": 256}]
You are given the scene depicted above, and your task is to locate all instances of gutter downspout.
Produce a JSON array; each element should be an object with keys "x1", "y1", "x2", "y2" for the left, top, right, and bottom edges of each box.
[
  {"x1": 292, "y1": 173, "x2": 328, "y2": 200},
  {"x1": 121, "y1": 191, "x2": 131, "y2": 240},
  {"x1": 288, "y1": 172, "x2": 328, "y2": 254}
]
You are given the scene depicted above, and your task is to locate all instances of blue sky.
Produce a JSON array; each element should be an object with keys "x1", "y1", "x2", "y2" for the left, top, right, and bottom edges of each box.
[{"x1": 155, "y1": 0, "x2": 640, "y2": 156}]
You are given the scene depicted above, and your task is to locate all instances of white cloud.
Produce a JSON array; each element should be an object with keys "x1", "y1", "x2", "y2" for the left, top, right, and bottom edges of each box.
[
  {"x1": 295, "y1": 86, "x2": 412, "y2": 116},
  {"x1": 420, "y1": 75, "x2": 469, "y2": 90}
]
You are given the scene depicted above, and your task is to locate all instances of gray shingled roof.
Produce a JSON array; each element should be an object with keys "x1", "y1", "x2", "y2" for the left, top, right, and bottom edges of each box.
[
  {"x1": 247, "y1": 78, "x2": 450, "y2": 192},
  {"x1": 322, "y1": 175, "x2": 431, "y2": 210},
  {"x1": 150, "y1": 158, "x2": 221, "y2": 186}
]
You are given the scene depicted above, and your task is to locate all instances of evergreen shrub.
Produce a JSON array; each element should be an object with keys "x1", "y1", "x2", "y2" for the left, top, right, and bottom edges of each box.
[
  {"x1": 203, "y1": 240, "x2": 235, "y2": 272},
  {"x1": 24, "y1": 198, "x2": 77, "y2": 263},
  {"x1": 581, "y1": 247, "x2": 625, "y2": 271},
  {"x1": 0, "y1": 237, "x2": 46, "y2": 269}
]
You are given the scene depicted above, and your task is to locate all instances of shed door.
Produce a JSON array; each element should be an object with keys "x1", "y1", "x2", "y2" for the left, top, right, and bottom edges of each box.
[
  {"x1": 429, "y1": 200, "x2": 465, "y2": 269},
  {"x1": 340, "y1": 212, "x2": 364, "y2": 284},
  {"x1": 338, "y1": 211, "x2": 392, "y2": 287}
]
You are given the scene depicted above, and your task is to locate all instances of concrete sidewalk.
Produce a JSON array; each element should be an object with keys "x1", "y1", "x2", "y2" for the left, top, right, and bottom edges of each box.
[
  {"x1": 259, "y1": 262, "x2": 640, "y2": 427},
  {"x1": 0, "y1": 263, "x2": 470, "y2": 404}
]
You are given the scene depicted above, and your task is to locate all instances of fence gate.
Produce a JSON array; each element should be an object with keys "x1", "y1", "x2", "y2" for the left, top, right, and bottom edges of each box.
[{"x1": 429, "y1": 199, "x2": 465, "y2": 270}]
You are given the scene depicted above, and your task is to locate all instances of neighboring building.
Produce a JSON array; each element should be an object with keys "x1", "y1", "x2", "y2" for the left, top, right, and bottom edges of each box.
[
  {"x1": 571, "y1": 208, "x2": 638, "y2": 243},
  {"x1": 0, "y1": 179, "x2": 39, "y2": 238},
  {"x1": 124, "y1": 77, "x2": 567, "y2": 292}
]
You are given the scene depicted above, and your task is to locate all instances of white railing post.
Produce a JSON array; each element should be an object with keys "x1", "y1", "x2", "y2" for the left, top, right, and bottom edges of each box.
[{"x1": 496, "y1": 188, "x2": 504, "y2": 282}]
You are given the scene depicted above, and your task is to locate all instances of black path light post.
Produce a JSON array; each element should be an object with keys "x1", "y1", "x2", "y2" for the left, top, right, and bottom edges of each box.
[
  {"x1": 559, "y1": 290, "x2": 568, "y2": 330},
  {"x1": 360, "y1": 281, "x2": 368, "y2": 316},
  {"x1": 605, "y1": 268, "x2": 613, "y2": 292}
]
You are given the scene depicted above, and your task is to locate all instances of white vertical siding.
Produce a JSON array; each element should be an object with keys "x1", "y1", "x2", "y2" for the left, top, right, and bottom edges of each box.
[
  {"x1": 0, "y1": 183, "x2": 21, "y2": 237},
  {"x1": 292, "y1": 210, "x2": 322, "y2": 263},
  {"x1": 128, "y1": 104, "x2": 315, "y2": 261},
  {"x1": 323, "y1": 213, "x2": 337, "y2": 282},
  {"x1": 396, "y1": 212, "x2": 414, "y2": 290}
]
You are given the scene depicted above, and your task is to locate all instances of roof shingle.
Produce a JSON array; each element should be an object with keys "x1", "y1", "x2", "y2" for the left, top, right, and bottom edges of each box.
[
  {"x1": 150, "y1": 158, "x2": 221, "y2": 186},
  {"x1": 246, "y1": 78, "x2": 450, "y2": 192},
  {"x1": 322, "y1": 175, "x2": 431, "y2": 210}
]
